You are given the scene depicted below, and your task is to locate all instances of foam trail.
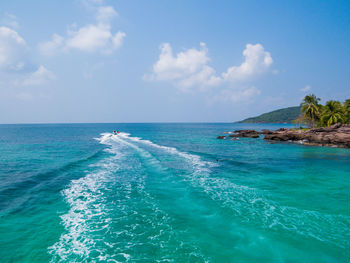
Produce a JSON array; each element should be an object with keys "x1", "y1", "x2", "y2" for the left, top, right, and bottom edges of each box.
[
  {"x1": 49, "y1": 135, "x2": 124, "y2": 262},
  {"x1": 50, "y1": 132, "x2": 209, "y2": 262},
  {"x1": 51, "y1": 132, "x2": 349, "y2": 260},
  {"x1": 109, "y1": 132, "x2": 216, "y2": 174},
  {"x1": 111, "y1": 132, "x2": 350, "y2": 250}
]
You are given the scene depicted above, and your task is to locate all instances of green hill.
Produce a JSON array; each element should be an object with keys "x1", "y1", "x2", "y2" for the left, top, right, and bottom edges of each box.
[{"x1": 238, "y1": 106, "x2": 301, "y2": 123}]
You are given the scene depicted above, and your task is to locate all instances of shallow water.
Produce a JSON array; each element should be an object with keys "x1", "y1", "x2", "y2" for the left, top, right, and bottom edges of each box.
[{"x1": 0, "y1": 123, "x2": 349, "y2": 262}]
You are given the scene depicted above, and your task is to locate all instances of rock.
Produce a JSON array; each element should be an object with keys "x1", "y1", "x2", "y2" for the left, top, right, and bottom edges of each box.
[
  {"x1": 218, "y1": 124, "x2": 350, "y2": 148},
  {"x1": 263, "y1": 123, "x2": 350, "y2": 148},
  {"x1": 260, "y1": 129, "x2": 273, "y2": 135},
  {"x1": 264, "y1": 132, "x2": 294, "y2": 141},
  {"x1": 276, "y1": 128, "x2": 288, "y2": 131},
  {"x1": 229, "y1": 129, "x2": 260, "y2": 138}
]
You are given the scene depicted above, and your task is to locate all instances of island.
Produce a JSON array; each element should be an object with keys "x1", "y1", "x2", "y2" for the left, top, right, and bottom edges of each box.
[
  {"x1": 238, "y1": 106, "x2": 301, "y2": 123},
  {"x1": 219, "y1": 94, "x2": 350, "y2": 148}
]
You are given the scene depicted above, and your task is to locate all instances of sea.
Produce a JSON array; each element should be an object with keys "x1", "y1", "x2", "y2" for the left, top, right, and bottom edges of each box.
[{"x1": 0, "y1": 123, "x2": 349, "y2": 263}]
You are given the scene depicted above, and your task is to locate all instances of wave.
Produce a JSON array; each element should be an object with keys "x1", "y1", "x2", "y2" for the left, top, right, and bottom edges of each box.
[
  {"x1": 0, "y1": 150, "x2": 103, "y2": 217},
  {"x1": 184, "y1": 171, "x2": 350, "y2": 250},
  {"x1": 106, "y1": 132, "x2": 350, "y2": 250},
  {"x1": 109, "y1": 132, "x2": 216, "y2": 174},
  {"x1": 49, "y1": 132, "x2": 209, "y2": 262},
  {"x1": 49, "y1": 132, "x2": 350, "y2": 261},
  {"x1": 48, "y1": 144, "x2": 121, "y2": 262}
]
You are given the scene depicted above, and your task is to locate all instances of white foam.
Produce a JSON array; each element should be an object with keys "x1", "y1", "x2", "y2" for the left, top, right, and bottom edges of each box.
[
  {"x1": 49, "y1": 134, "x2": 128, "y2": 262},
  {"x1": 110, "y1": 132, "x2": 216, "y2": 174},
  {"x1": 108, "y1": 132, "x2": 350, "y2": 249},
  {"x1": 50, "y1": 132, "x2": 212, "y2": 262},
  {"x1": 52, "y1": 131, "x2": 350, "y2": 260}
]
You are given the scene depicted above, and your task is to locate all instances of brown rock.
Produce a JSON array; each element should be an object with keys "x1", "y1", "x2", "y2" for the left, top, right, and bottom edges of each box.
[
  {"x1": 230, "y1": 129, "x2": 260, "y2": 138},
  {"x1": 260, "y1": 129, "x2": 273, "y2": 135},
  {"x1": 263, "y1": 123, "x2": 350, "y2": 148}
]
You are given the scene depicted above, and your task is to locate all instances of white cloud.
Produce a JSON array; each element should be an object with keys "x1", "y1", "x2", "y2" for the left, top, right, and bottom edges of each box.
[
  {"x1": 0, "y1": 26, "x2": 26, "y2": 70},
  {"x1": 0, "y1": 20, "x2": 55, "y2": 100},
  {"x1": 21, "y1": 65, "x2": 56, "y2": 86},
  {"x1": 148, "y1": 43, "x2": 272, "y2": 88},
  {"x1": 111, "y1": 31, "x2": 126, "y2": 50},
  {"x1": 146, "y1": 42, "x2": 221, "y2": 92},
  {"x1": 221, "y1": 44, "x2": 272, "y2": 82},
  {"x1": 151, "y1": 42, "x2": 213, "y2": 83},
  {"x1": 38, "y1": 34, "x2": 64, "y2": 56},
  {"x1": 96, "y1": 6, "x2": 118, "y2": 23},
  {"x1": 301, "y1": 85, "x2": 311, "y2": 92},
  {"x1": 146, "y1": 42, "x2": 273, "y2": 101},
  {"x1": 66, "y1": 24, "x2": 112, "y2": 52},
  {"x1": 39, "y1": 5, "x2": 125, "y2": 55}
]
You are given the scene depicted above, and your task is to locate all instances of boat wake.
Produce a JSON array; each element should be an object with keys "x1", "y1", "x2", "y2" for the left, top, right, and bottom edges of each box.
[
  {"x1": 49, "y1": 132, "x2": 210, "y2": 262},
  {"x1": 48, "y1": 137, "x2": 123, "y2": 262},
  {"x1": 109, "y1": 132, "x2": 350, "y2": 251},
  {"x1": 49, "y1": 132, "x2": 350, "y2": 261}
]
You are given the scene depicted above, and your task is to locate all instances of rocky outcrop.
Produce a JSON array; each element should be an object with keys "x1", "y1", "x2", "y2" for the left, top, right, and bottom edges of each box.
[
  {"x1": 261, "y1": 129, "x2": 273, "y2": 135},
  {"x1": 228, "y1": 130, "x2": 260, "y2": 138},
  {"x1": 217, "y1": 124, "x2": 350, "y2": 148},
  {"x1": 264, "y1": 124, "x2": 350, "y2": 148}
]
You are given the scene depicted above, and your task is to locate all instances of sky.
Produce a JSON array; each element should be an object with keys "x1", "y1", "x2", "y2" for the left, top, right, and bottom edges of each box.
[{"x1": 0, "y1": 0, "x2": 349, "y2": 123}]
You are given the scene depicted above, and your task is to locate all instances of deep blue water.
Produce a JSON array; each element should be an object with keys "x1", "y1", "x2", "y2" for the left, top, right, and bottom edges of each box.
[{"x1": 0, "y1": 123, "x2": 349, "y2": 262}]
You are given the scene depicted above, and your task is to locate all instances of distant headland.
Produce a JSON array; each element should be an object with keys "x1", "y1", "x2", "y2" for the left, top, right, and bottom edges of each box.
[{"x1": 238, "y1": 106, "x2": 301, "y2": 124}]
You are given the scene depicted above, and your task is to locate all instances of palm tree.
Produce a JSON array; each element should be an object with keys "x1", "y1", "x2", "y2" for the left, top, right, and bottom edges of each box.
[
  {"x1": 301, "y1": 94, "x2": 321, "y2": 128},
  {"x1": 344, "y1": 99, "x2": 350, "y2": 123},
  {"x1": 320, "y1": 100, "x2": 345, "y2": 126}
]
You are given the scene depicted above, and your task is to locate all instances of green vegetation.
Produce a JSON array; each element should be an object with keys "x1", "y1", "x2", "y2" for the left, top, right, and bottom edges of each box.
[
  {"x1": 238, "y1": 106, "x2": 301, "y2": 123},
  {"x1": 300, "y1": 94, "x2": 320, "y2": 128},
  {"x1": 299, "y1": 94, "x2": 350, "y2": 127},
  {"x1": 344, "y1": 99, "x2": 350, "y2": 122},
  {"x1": 238, "y1": 95, "x2": 350, "y2": 126}
]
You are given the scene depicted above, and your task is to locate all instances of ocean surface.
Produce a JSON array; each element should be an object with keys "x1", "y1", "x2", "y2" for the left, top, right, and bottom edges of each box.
[{"x1": 0, "y1": 123, "x2": 349, "y2": 263}]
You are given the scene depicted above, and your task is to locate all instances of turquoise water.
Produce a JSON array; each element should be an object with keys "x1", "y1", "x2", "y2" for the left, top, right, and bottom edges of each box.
[{"x1": 0, "y1": 123, "x2": 349, "y2": 262}]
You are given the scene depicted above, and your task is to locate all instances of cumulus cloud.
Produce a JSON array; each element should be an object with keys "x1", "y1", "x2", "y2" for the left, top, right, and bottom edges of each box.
[
  {"x1": 38, "y1": 34, "x2": 64, "y2": 56},
  {"x1": 0, "y1": 25, "x2": 55, "y2": 90},
  {"x1": 146, "y1": 42, "x2": 273, "y2": 101},
  {"x1": 221, "y1": 44, "x2": 273, "y2": 82},
  {"x1": 146, "y1": 43, "x2": 221, "y2": 91},
  {"x1": 152, "y1": 42, "x2": 209, "y2": 81},
  {"x1": 39, "y1": 5, "x2": 125, "y2": 55},
  {"x1": 96, "y1": 6, "x2": 118, "y2": 23},
  {"x1": 0, "y1": 26, "x2": 26, "y2": 70},
  {"x1": 301, "y1": 85, "x2": 311, "y2": 92}
]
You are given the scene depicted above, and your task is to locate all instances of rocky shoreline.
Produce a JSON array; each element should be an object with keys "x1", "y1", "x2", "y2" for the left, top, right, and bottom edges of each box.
[{"x1": 217, "y1": 123, "x2": 350, "y2": 148}]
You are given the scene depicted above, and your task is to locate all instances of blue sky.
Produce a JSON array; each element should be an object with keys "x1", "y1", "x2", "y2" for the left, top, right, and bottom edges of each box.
[{"x1": 0, "y1": 0, "x2": 349, "y2": 123}]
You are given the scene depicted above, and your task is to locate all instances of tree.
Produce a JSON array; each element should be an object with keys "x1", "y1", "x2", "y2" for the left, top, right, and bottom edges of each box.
[
  {"x1": 344, "y1": 99, "x2": 350, "y2": 123},
  {"x1": 320, "y1": 100, "x2": 345, "y2": 126},
  {"x1": 300, "y1": 94, "x2": 321, "y2": 128}
]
